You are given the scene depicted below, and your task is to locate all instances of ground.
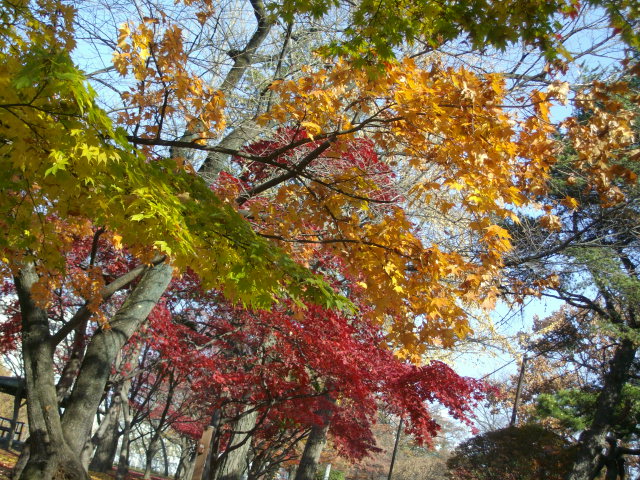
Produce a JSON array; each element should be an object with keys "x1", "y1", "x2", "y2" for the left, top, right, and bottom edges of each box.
[{"x1": 0, "y1": 449, "x2": 169, "y2": 480}]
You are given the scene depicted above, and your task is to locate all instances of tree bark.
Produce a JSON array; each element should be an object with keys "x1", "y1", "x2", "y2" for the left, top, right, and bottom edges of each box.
[
  {"x1": 86, "y1": 403, "x2": 121, "y2": 472},
  {"x1": 211, "y1": 407, "x2": 259, "y2": 480},
  {"x1": 174, "y1": 436, "x2": 195, "y2": 480},
  {"x1": 143, "y1": 436, "x2": 160, "y2": 479},
  {"x1": 14, "y1": 264, "x2": 89, "y2": 480},
  {"x1": 7, "y1": 381, "x2": 23, "y2": 450},
  {"x1": 161, "y1": 437, "x2": 170, "y2": 477},
  {"x1": 294, "y1": 425, "x2": 329, "y2": 480},
  {"x1": 144, "y1": 369, "x2": 176, "y2": 479},
  {"x1": 14, "y1": 262, "x2": 173, "y2": 479},
  {"x1": 61, "y1": 262, "x2": 173, "y2": 454},
  {"x1": 87, "y1": 380, "x2": 130, "y2": 472},
  {"x1": 197, "y1": 0, "x2": 273, "y2": 181},
  {"x1": 115, "y1": 388, "x2": 134, "y2": 480},
  {"x1": 294, "y1": 398, "x2": 335, "y2": 480},
  {"x1": 566, "y1": 339, "x2": 637, "y2": 480},
  {"x1": 56, "y1": 318, "x2": 89, "y2": 403}
]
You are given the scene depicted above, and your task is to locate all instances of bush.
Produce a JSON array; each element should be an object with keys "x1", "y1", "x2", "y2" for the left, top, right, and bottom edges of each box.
[{"x1": 447, "y1": 425, "x2": 577, "y2": 480}]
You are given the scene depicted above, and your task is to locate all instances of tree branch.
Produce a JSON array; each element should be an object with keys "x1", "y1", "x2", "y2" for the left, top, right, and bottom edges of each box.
[{"x1": 49, "y1": 255, "x2": 166, "y2": 347}]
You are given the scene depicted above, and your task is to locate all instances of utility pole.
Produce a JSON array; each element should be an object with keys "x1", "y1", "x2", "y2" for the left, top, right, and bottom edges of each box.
[
  {"x1": 387, "y1": 416, "x2": 403, "y2": 480},
  {"x1": 510, "y1": 354, "x2": 527, "y2": 427}
]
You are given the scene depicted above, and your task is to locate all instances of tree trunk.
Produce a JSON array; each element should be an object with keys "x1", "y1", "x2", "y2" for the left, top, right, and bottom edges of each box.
[
  {"x1": 144, "y1": 435, "x2": 161, "y2": 479},
  {"x1": 161, "y1": 437, "x2": 170, "y2": 477},
  {"x1": 7, "y1": 381, "x2": 23, "y2": 450},
  {"x1": 144, "y1": 370, "x2": 176, "y2": 479},
  {"x1": 56, "y1": 318, "x2": 89, "y2": 403},
  {"x1": 86, "y1": 407, "x2": 121, "y2": 472},
  {"x1": 182, "y1": 455, "x2": 196, "y2": 480},
  {"x1": 567, "y1": 339, "x2": 637, "y2": 480},
  {"x1": 14, "y1": 262, "x2": 172, "y2": 479},
  {"x1": 294, "y1": 398, "x2": 335, "y2": 480},
  {"x1": 87, "y1": 380, "x2": 130, "y2": 472},
  {"x1": 61, "y1": 263, "x2": 173, "y2": 454},
  {"x1": 14, "y1": 264, "x2": 89, "y2": 480},
  {"x1": 211, "y1": 408, "x2": 259, "y2": 480},
  {"x1": 294, "y1": 425, "x2": 329, "y2": 480},
  {"x1": 115, "y1": 393, "x2": 133, "y2": 480},
  {"x1": 174, "y1": 437, "x2": 195, "y2": 480}
]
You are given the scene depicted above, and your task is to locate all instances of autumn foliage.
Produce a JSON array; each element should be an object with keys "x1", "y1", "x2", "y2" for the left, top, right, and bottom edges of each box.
[{"x1": 0, "y1": 0, "x2": 639, "y2": 479}]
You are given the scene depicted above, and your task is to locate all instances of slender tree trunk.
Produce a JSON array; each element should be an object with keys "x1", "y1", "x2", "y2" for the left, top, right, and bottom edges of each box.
[
  {"x1": 56, "y1": 319, "x2": 89, "y2": 403},
  {"x1": 294, "y1": 398, "x2": 335, "y2": 480},
  {"x1": 211, "y1": 407, "x2": 259, "y2": 480},
  {"x1": 7, "y1": 382, "x2": 23, "y2": 450},
  {"x1": 174, "y1": 437, "x2": 195, "y2": 480},
  {"x1": 116, "y1": 393, "x2": 133, "y2": 480},
  {"x1": 567, "y1": 339, "x2": 637, "y2": 480},
  {"x1": 161, "y1": 437, "x2": 170, "y2": 477},
  {"x1": 387, "y1": 417, "x2": 403, "y2": 480},
  {"x1": 144, "y1": 370, "x2": 176, "y2": 479},
  {"x1": 14, "y1": 264, "x2": 89, "y2": 480}
]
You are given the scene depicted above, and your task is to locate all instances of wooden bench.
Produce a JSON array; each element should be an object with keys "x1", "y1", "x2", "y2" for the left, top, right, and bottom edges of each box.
[{"x1": 0, "y1": 416, "x2": 24, "y2": 442}]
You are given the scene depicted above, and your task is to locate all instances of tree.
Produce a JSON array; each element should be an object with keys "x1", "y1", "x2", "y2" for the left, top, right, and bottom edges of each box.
[
  {"x1": 446, "y1": 425, "x2": 577, "y2": 480},
  {"x1": 2, "y1": 0, "x2": 640, "y2": 479},
  {"x1": 502, "y1": 67, "x2": 640, "y2": 479}
]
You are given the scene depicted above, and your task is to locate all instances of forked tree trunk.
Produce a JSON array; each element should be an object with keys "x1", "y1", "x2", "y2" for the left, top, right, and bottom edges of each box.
[
  {"x1": 15, "y1": 265, "x2": 89, "y2": 480},
  {"x1": 567, "y1": 339, "x2": 637, "y2": 480},
  {"x1": 14, "y1": 262, "x2": 173, "y2": 480},
  {"x1": 61, "y1": 263, "x2": 173, "y2": 453}
]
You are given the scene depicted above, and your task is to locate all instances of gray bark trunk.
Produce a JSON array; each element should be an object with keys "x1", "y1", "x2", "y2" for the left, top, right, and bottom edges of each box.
[
  {"x1": 161, "y1": 437, "x2": 170, "y2": 477},
  {"x1": 144, "y1": 436, "x2": 161, "y2": 479},
  {"x1": 567, "y1": 339, "x2": 637, "y2": 480},
  {"x1": 211, "y1": 408, "x2": 259, "y2": 480},
  {"x1": 87, "y1": 380, "x2": 130, "y2": 472},
  {"x1": 197, "y1": 0, "x2": 273, "y2": 181},
  {"x1": 14, "y1": 262, "x2": 172, "y2": 479},
  {"x1": 174, "y1": 436, "x2": 195, "y2": 480},
  {"x1": 294, "y1": 425, "x2": 330, "y2": 480},
  {"x1": 61, "y1": 262, "x2": 173, "y2": 454},
  {"x1": 14, "y1": 264, "x2": 89, "y2": 480},
  {"x1": 87, "y1": 405, "x2": 121, "y2": 472},
  {"x1": 116, "y1": 388, "x2": 133, "y2": 480},
  {"x1": 56, "y1": 319, "x2": 89, "y2": 403},
  {"x1": 294, "y1": 401, "x2": 334, "y2": 480}
]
